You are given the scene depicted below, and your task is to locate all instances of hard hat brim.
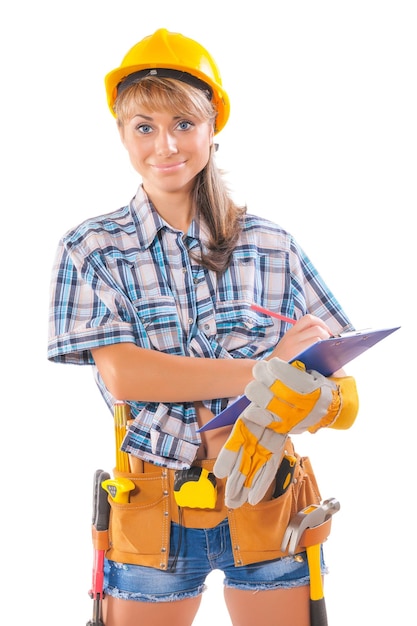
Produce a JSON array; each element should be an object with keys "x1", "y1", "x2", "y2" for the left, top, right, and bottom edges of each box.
[{"x1": 105, "y1": 63, "x2": 230, "y2": 133}]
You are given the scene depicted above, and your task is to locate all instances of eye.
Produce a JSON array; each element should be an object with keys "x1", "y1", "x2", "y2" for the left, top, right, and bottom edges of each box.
[
  {"x1": 136, "y1": 123, "x2": 153, "y2": 134},
  {"x1": 176, "y1": 120, "x2": 194, "y2": 131}
]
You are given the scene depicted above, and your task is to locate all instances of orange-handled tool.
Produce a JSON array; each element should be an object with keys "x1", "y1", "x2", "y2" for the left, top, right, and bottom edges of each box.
[{"x1": 86, "y1": 469, "x2": 111, "y2": 626}]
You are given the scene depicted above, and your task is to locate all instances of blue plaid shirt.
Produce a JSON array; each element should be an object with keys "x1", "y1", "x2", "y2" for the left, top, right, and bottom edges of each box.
[{"x1": 48, "y1": 185, "x2": 351, "y2": 468}]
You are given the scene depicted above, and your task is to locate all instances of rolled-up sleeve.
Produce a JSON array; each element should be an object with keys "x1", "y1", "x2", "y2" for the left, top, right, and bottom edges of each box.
[{"x1": 47, "y1": 240, "x2": 137, "y2": 365}]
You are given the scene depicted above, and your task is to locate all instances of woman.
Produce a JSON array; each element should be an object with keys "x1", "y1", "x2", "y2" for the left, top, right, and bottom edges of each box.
[{"x1": 48, "y1": 28, "x2": 358, "y2": 626}]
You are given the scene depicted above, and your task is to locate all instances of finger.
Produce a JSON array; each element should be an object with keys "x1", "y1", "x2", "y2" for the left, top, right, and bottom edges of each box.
[
  {"x1": 267, "y1": 358, "x2": 322, "y2": 392},
  {"x1": 243, "y1": 403, "x2": 277, "y2": 428},
  {"x1": 252, "y1": 359, "x2": 278, "y2": 386},
  {"x1": 247, "y1": 460, "x2": 279, "y2": 505},
  {"x1": 224, "y1": 472, "x2": 250, "y2": 508},
  {"x1": 294, "y1": 314, "x2": 333, "y2": 337},
  {"x1": 213, "y1": 447, "x2": 237, "y2": 478}
]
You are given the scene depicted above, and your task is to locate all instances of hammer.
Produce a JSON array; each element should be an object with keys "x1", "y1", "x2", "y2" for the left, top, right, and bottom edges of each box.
[{"x1": 281, "y1": 497, "x2": 340, "y2": 626}]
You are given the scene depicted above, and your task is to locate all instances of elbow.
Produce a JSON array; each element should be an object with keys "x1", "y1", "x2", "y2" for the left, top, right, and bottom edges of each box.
[
  {"x1": 97, "y1": 364, "x2": 131, "y2": 401},
  {"x1": 104, "y1": 376, "x2": 131, "y2": 401},
  {"x1": 92, "y1": 343, "x2": 140, "y2": 401}
]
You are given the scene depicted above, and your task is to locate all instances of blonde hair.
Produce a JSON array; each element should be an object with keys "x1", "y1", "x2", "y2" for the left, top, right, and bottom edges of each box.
[{"x1": 115, "y1": 77, "x2": 246, "y2": 273}]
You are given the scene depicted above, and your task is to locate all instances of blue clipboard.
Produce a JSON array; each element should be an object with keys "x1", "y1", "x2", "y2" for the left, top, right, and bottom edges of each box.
[{"x1": 198, "y1": 325, "x2": 400, "y2": 432}]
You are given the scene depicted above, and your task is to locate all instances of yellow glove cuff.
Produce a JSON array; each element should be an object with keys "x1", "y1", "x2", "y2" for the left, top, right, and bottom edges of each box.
[{"x1": 328, "y1": 375, "x2": 359, "y2": 430}]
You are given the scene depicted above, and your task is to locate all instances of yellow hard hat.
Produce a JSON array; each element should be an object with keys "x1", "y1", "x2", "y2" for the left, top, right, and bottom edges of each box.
[{"x1": 104, "y1": 28, "x2": 230, "y2": 133}]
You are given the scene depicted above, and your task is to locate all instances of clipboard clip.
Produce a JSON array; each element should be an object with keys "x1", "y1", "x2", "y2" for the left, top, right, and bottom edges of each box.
[{"x1": 331, "y1": 326, "x2": 372, "y2": 338}]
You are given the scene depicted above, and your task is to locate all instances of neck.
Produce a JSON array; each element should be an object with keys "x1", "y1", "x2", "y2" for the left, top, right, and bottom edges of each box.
[{"x1": 144, "y1": 186, "x2": 195, "y2": 232}]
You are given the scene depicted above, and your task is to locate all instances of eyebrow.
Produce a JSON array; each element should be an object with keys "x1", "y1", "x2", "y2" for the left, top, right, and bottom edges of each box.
[{"x1": 131, "y1": 113, "x2": 183, "y2": 122}]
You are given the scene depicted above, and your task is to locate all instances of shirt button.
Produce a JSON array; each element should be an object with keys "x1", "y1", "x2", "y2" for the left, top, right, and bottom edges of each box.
[
  {"x1": 204, "y1": 323, "x2": 210, "y2": 330},
  {"x1": 188, "y1": 318, "x2": 193, "y2": 325}
]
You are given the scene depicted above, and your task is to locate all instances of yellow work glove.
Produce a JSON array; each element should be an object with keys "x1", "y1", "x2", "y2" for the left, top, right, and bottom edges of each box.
[
  {"x1": 214, "y1": 358, "x2": 341, "y2": 508},
  {"x1": 214, "y1": 412, "x2": 287, "y2": 508},
  {"x1": 246, "y1": 358, "x2": 342, "y2": 435}
]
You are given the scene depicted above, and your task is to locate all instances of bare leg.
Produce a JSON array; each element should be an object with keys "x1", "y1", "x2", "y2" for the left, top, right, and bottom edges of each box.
[
  {"x1": 102, "y1": 594, "x2": 202, "y2": 626},
  {"x1": 224, "y1": 585, "x2": 311, "y2": 626}
]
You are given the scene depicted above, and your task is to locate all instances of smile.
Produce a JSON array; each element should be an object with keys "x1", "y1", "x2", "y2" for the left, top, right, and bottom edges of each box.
[{"x1": 152, "y1": 161, "x2": 186, "y2": 173}]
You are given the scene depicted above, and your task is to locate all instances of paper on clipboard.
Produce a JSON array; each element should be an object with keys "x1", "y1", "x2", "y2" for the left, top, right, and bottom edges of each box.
[{"x1": 198, "y1": 325, "x2": 400, "y2": 432}]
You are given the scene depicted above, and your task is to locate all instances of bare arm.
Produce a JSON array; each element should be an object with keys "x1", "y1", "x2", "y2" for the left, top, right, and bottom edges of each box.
[
  {"x1": 92, "y1": 314, "x2": 346, "y2": 402},
  {"x1": 92, "y1": 342, "x2": 256, "y2": 402}
]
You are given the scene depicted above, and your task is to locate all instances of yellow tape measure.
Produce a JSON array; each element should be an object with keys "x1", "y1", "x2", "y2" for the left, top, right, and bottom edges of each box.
[{"x1": 173, "y1": 467, "x2": 217, "y2": 509}]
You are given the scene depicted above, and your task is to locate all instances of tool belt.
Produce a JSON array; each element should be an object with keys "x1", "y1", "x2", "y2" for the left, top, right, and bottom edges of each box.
[{"x1": 104, "y1": 437, "x2": 323, "y2": 570}]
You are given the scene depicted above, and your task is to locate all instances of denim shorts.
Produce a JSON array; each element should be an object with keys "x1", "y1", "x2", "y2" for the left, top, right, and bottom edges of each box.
[{"x1": 103, "y1": 518, "x2": 326, "y2": 602}]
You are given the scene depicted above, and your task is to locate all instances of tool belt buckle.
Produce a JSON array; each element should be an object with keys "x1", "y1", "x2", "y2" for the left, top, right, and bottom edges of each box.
[{"x1": 173, "y1": 466, "x2": 217, "y2": 509}]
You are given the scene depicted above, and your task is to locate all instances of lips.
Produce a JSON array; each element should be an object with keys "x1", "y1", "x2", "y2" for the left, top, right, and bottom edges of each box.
[{"x1": 152, "y1": 161, "x2": 186, "y2": 172}]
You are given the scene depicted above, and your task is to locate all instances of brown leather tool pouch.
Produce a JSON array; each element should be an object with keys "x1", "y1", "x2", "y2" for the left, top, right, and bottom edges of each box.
[
  {"x1": 228, "y1": 450, "x2": 322, "y2": 567},
  {"x1": 105, "y1": 441, "x2": 322, "y2": 570},
  {"x1": 106, "y1": 465, "x2": 172, "y2": 570}
]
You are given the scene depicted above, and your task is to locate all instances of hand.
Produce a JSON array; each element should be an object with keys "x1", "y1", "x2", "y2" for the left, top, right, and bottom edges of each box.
[
  {"x1": 268, "y1": 314, "x2": 333, "y2": 362},
  {"x1": 214, "y1": 358, "x2": 341, "y2": 508}
]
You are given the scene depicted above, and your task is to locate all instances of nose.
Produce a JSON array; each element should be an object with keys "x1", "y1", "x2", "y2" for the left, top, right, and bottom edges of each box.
[{"x1": 155, "y1": 130, "x2": 178, "y2": 157}]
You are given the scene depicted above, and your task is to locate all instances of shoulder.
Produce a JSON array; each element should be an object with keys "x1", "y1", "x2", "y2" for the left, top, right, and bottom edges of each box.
[
  {"x1": 239, "y1": 212, "x2": 295, "y2": 252},
  {"x1": 61, "y1": 205, "x2": 133, "y2": 254}
]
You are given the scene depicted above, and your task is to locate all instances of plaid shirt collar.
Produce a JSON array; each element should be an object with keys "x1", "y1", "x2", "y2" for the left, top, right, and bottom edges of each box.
[{"x1": 131, "y1": 185, "x2": 210, "y2": 252}]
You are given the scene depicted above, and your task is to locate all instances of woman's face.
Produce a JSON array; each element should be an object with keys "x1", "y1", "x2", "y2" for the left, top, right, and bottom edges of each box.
[{"x1": 119, "y1": 108, "x2": 214, "y2": 197}]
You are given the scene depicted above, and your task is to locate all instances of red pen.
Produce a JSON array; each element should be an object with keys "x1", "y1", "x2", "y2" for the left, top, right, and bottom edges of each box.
[{"x1": 250, "y1": 303, "x2": 296, "y2": 325}]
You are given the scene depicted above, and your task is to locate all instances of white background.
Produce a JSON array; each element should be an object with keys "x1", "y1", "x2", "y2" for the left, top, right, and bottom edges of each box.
[{"x1": 1, "y1": 1, "x2": 415, "y2": 624}]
